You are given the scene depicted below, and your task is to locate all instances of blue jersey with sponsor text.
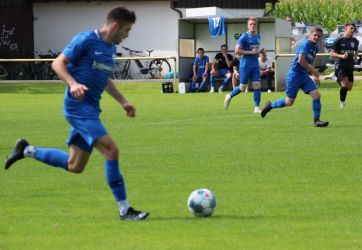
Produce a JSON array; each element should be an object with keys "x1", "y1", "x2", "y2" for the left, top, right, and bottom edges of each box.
[
  {"x1": 290, "y1": 38, "x2": 319, "y2": 75},
  {"x1": 237, "y1": 32, "x2": 261, "y2": 68},
  {"x1": 62, "y1": 30, "x2": 116, "y2": 118},
  {"x1": 193, "y1": 56, "x2": 209, "y2": 74}
]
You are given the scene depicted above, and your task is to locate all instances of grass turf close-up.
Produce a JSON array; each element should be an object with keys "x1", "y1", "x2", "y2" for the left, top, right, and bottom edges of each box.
[{"x1": 1, "y1": 81, "x2": 362, "y2": 249}]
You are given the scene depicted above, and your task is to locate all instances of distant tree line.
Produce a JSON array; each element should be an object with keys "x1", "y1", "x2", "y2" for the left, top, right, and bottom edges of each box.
[{"x1": 266, "y1": 0, "x2": 362, "y2": 31}]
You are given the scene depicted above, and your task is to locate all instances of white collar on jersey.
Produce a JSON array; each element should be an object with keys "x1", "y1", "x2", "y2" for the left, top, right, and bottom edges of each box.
[{"x1": 94, "y1": 29, "x2": 101, "y2": 40}]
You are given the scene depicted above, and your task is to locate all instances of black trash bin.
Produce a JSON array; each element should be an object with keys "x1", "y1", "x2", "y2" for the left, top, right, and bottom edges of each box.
[{"x1": 162, "y1": 82, "x2": 173, "y2": 93}]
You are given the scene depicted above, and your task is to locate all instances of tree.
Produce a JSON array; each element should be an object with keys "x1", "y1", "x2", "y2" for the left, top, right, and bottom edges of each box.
[{"x1": 265, "y1": 0, "x2": 362, "y2": 31}]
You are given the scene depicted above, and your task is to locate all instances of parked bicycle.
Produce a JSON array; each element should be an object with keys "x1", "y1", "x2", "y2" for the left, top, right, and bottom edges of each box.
[
  {"x1": 0, "y1": 64, "x2": 8, "y2": 80},
  {"x1": 15, "y1": 49, "x2": 59, "y2": 80},
  {"x1": 113, "y1": 46, "x2": 171, "y2": 80}
]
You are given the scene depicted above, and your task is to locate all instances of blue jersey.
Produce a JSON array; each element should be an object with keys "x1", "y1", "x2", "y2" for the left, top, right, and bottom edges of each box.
[
  {"x1": 237, "y1": 32, "x2": 261, "y2": 68},
  {"x1": 62, "y1": 30, "x2": 116, "y2": 118},
  {"x1": 290, "y1": 39, "x2": 319, "y2": 74},
  {"x1": 193, "y1": 56, "x2": 209, "y2": 74}
]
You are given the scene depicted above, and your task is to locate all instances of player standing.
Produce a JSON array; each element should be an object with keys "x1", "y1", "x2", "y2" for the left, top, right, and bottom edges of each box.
[
  {"x1": 260, "y1": 27, "x2": 329, "y2": 127},
  {"x1": 4, "y1": 6, "x2": 149, "y2": 221},
  {"x1": 224, "y1": 17, "x2": 263, "y2": 113},
  {"x1": 330, "y1": 23, "x2": 359, "y2": 108}
]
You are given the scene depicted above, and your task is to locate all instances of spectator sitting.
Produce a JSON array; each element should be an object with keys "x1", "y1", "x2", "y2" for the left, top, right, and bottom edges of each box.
[
  {"x1": 210, "y1": 44, "x2": 233, "y2": 93},
  {"x1": 191, "y1": 48, "x2": 209, "y2": 92},
  {"x1": 258, "y1": 50, "x2": 274, "y2": 93}
]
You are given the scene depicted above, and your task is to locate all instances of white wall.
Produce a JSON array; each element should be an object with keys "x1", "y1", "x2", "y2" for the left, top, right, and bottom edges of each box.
[{"x1": 33, "y1": 1, "x2": 179, "y2": 58}]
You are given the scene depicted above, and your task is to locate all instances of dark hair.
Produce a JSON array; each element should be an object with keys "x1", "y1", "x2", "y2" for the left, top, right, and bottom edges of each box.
[
  {"x1": 197, "y1": 48, "x2": 204, "y2": 52},
  {"x1": 345, "y1": 23, "x2": 356, "y2": 32},
  {"x1": 107, "y1": 6, "x2": 136, "y2": 24},
  {"x1": 221, "y1": 44, "x2": 227, "y2": 49},
  {"x1": 310, "y1": 26, "x2": 323, "y2": 34}
]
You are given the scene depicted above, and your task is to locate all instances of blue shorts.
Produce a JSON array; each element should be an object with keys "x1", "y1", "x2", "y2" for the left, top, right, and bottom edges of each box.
[
  {"x1": 239, "y1": 66, "x2": 260, "y2": 85},
  {"x1": 65, "y1": 116, "x2": 108, "y2": 153},
  {"x1": 217, "y1": 68, "x2": 231, "y2": 76},
  {"x1": 286, "y1": 71, "x2": 318, "y2": 99}
]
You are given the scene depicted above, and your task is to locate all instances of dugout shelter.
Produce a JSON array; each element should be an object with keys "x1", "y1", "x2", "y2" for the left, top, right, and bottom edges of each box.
[{"x1": 178, "y1": 16, "x2": 292, "y2": 91}]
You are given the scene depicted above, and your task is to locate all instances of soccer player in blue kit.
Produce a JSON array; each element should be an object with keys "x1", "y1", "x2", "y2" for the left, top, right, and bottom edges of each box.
[
  {"x1": 224, "y1": 17, "x2": 263, "y2": 113},
  {"x1": 191, "y1": 48, "x2": 209, "y2": 92},
  {"x1": 261, "y1": 26, "x2": 329, "y2": 127},
  {"x1": 4, "y1": 7, "x2": 149, "y2": 221}
]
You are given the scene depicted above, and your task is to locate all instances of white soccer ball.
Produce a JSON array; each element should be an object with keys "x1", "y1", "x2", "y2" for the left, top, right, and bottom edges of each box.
[{"x1": 187, "y1": 188, "x2": 216, "y2": 217}]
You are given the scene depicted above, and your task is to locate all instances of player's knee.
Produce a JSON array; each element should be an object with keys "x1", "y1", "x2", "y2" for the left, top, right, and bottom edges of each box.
[
  {"x1": 253, "y1": 84, "x2": 261, "y2": 90},
  {"x1": 67, "y1": 161, "x2": 85, "y2": 174},
  {"x1": 313, "y1": 92, "x2": 321, "y2": 100},
  {"x1": 226, "y1": 73, "x2": 232, "y2": 78},
  {"x1": 104, "y1": 145, "x2": 119, "y2": 160}
]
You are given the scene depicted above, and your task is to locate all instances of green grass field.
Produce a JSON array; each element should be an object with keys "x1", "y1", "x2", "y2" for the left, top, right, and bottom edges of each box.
[{"x1": 1, "y1": 81, "x2": 362, "y2": 250}]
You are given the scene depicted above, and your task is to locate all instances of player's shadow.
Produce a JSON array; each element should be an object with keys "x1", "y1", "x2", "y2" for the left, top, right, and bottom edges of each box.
[{"x1": 148, "y1": 214, "x2": 264, "y2": 222}]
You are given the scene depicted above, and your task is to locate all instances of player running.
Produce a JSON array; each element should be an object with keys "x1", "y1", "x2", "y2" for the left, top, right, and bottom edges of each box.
[
  {"x1": 4, "y1": 7, "x2": 149, "y2": 221},
  {"x1": 330, "y1": 23, "x2": 359, "y2": 108},
  {"x1": 260, "y1": 26, "x2": 329, "y2": 127},
  {"x1": 224, "y1": 17, "x2": 263, "y2": 113}
]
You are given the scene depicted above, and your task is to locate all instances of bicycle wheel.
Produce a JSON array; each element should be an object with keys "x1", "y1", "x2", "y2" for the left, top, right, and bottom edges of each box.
[
  {"x1": 112, "y1": 62, "x2": 124, "y2": 80},
  {"x1": 113, "y1": 60, "x2": 131, "y2": 80},
  {"x1": 148, "y1": 59, "x2": 171, "y2": 79},
  {"x1": 0, "y1": 65, "x2": 8, "y2": 80}
]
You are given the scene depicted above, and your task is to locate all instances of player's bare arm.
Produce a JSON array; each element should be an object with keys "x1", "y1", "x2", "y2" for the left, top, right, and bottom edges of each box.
[
  {"x1": 192, "y1": 65, "x2": 198, "y2": 80},
  {"x1": 105, "y1": 79, "x2": 136, "y2": 117},
  {"x1": 330, "y1": 50, "x2": 348, "y2": 59},
  {"x1": 52, "y1": 53, "x2": 88, "y2": 100},
  {"x1": 297, "y1": 53, "x2": 320, "y2": 82},
  {"x1": 203, "y1": 63, "x2": 209, "y2": 77},
  {"x1": 235, "y1": 44, "x2": 259, "y2": 55}
]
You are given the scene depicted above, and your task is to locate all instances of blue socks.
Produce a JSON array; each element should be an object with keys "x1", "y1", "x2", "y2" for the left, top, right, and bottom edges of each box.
[
  {"x1": 197, "y1": 81, "x2": 207, "y2": 92},
  {"x1": 210, "y1": 75, "x2": 216, "y2": 88},
  {"x1": 105, "y1": 160, "x2": 127, "y2": 201},
  {"x1": 254, "y1": 89, "x2": 261, "y2": 107},
  {"x1": 191, "y1": 81, "x2": 196, "y2": 92},
  {"x1": 33, "y1": 148, "x2": 69, "y2": 170},
  {"x1": 312, "y1": 99, "x2": 321, "y2": 119},
  {"x1": 230, "y1": 86, "x2": 241, "y2": 98},
  {"x1": 222, "y1": 77, "x2": 231, "y2": 88},
  {"x1": 271, "y1": 98, "x2": 286, "y2": 108}
]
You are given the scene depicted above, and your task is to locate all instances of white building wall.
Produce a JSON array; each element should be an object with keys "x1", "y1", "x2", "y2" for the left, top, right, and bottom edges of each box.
[{"x1": 33, "y1": 1, "x2": 179, "y2": 58}]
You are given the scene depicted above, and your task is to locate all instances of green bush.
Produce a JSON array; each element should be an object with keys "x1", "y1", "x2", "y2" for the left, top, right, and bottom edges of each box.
[{"x1": 266, "y1": 0, "x2": 362, "y2": 32}]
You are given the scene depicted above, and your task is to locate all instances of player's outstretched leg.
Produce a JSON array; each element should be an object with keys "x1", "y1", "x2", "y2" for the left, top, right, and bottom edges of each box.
[
  {"x1": 4, "y1": 138, "x2": 70, "y2": 170},
  {"x1": 261, "y1": 101, "x2": 272, "y2": 118},
  {"x1": 4, "y1": 139, "x2": 29, "y2": 169},
  {"x1": 224, "y1": 86, "x2": 242, "y2": 110},
  {"x1": 261, "y1": 98, "x2": 287, "y2": 118}
]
